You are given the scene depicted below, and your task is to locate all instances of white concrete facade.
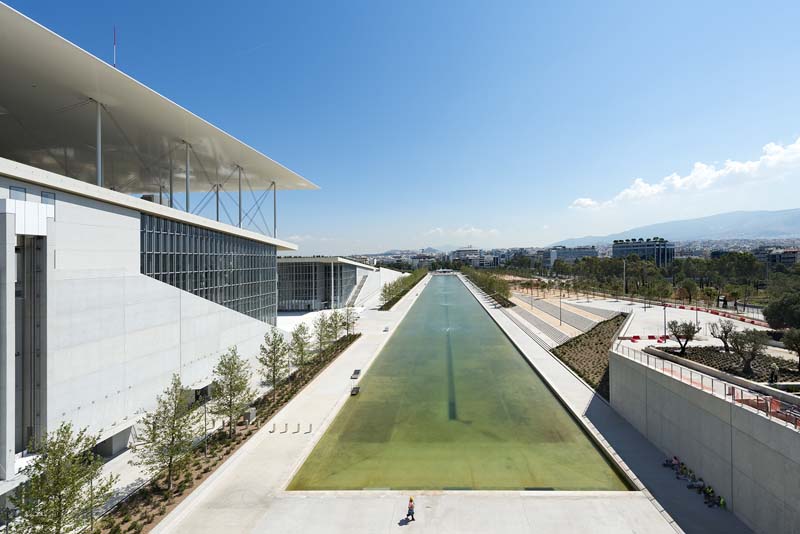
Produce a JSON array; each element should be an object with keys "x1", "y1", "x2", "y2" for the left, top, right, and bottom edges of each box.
[
  {"x1": 609, "y1": 350, "x2": 800, "y2": 534},
  {"x1": 0, "y1": 161, "x2": 285, "y2": 487}
]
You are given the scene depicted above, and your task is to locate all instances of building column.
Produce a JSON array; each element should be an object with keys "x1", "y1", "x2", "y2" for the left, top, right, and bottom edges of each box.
[
  {"x1": 330, "y1": 261, "x2": 335, "y2": 309},
  {"x1": 272, "y1": 181, "x2": 277, "y2": 238},
  {"x1": 0, "y1": 214, "x2": 16, "y2": 480},
  {"x1": 95, "y1": 101, "x2": 103, "y2": 187}
]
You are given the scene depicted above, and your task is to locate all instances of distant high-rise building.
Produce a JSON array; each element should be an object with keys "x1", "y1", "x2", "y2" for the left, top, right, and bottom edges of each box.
[
  {"x1": 612, "y1": 238, "x2": 675, "y2": 266},
  {"x1": 537, "y1": 246, "x2": 598, "y2": 270}
]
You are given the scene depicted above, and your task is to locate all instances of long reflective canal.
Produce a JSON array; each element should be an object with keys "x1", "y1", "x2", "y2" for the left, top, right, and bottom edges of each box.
[{"x1": 288, "y1": 274, "x2": 628, "y2": 490}]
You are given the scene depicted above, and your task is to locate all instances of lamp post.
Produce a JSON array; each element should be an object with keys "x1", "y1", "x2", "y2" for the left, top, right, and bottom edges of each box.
[{"x1": 663, "y1": 304, "x2": 667, "y2": 337}]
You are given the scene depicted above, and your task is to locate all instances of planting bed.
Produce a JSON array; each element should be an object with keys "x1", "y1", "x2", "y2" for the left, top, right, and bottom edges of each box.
[
  {"x1": 96, "y1": 333, "x2": 361, "y2": 534},
  {"x1": 668, "y1": 346, "x2": 800, "y2": 383},
  {"x1": 551, "y1": 314, "x2": 626, "y2": 400}
]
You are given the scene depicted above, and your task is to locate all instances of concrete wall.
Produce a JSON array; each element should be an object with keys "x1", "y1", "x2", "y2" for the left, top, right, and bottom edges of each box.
[
  {"x1": 354, "y1": 268, "x2": 406, "y2": 308},
  {"x1": 609, "y1": 350, "x2": 800, "y2": 534},
  {"x1": 0, "y1": 173, "x2": 277, "y2": 478}
]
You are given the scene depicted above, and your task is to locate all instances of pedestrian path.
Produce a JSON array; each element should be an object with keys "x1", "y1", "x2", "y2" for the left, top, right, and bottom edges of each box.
[
  {"x1": 565, "y1": 300, "x2": 620, "y2": 320},
  {"x1": 508, "y1": 306, "x2": 570, "y2": 346}
]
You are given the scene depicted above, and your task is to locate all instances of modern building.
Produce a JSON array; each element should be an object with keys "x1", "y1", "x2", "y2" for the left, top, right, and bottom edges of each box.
[
  {"x1": 612, "y1": 238, "x2": 674, "y2": 267},
  {"x1": 449, "y1": 246, "x2": 484, "y2": 267},
  {"x1": 752, "y1": 246, "x2": 800, "y2": 268},
  {"x1": 0, "y1": 4, "x2": 316, "y2": 491},
  {"x1": 538, "y1": 246, "x2": 598, "y2": 270},
  {"x1": 277, "y1": 257, "x2": 376, "y2": 311}
]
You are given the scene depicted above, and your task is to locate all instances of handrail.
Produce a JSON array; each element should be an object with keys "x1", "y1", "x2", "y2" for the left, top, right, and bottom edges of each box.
[{"x1": 613, "y1": 344, "x2": 800, "y2": 433}]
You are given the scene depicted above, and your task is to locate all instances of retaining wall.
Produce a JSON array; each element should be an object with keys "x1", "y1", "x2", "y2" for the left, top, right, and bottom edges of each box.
[{"x1": 609, "y1": 350, "x2": 800, "y2": 534}]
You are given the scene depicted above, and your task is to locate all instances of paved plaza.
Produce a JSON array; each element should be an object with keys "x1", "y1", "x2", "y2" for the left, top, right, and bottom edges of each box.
[{"x1": 151, "y1": 275, "x2": 754, "y2": 534}]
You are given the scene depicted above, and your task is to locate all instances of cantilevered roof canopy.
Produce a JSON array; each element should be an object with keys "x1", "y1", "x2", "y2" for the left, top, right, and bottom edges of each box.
[{"x1": 0, "y1": 3, "x2": 318, "y2": 196}]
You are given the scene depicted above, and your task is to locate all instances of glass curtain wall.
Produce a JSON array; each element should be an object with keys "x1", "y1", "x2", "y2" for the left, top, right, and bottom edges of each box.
[
  {"x1": 140, "y1": 213, "x2": 277, "y2": 325},
  {"x1": 277, "y1": 262, "x2": 358, "y2": 311}
]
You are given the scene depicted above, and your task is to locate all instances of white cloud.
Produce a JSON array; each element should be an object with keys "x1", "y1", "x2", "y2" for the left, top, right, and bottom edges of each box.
[
  {"x1": 570, "y1": 136, "x2": 800, "y2": 209},
  {"x1": 570, "y1": 197, "x2": 600, "y2": 209},
  {"x1": 424, "y1": 225, "x2": 499, "y2": 239},
  {"x1": 285, "y1": 234, "x2": 333, "y2": 243}
]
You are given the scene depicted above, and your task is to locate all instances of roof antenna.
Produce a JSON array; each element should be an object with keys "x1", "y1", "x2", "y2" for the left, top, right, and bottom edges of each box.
[{"x1": 113, "y1": 25, "x2": 117, "y2": 67}]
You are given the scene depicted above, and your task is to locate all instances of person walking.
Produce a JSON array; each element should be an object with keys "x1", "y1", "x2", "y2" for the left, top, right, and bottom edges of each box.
[{"x1": 406, "y1": 497, "x2": 416, "y2": 522}]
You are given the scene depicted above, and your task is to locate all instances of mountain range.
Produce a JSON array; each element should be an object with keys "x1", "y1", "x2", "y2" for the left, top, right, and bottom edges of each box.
[{"x1": 551, "y1": 209, "x2": 800, "y2": 247}]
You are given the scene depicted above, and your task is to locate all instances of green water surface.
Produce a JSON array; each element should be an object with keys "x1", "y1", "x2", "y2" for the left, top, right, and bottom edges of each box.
[{"x1": 288, "y1": 275, "x2": 628, "y2": 491}]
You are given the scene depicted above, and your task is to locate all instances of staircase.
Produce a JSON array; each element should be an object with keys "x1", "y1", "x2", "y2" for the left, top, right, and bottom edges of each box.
[{"x1": 346, "y1": 275, "x2": 368, "y2": 307}]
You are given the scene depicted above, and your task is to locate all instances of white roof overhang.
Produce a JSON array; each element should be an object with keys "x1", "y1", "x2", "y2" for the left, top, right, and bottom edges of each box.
[{"x1": 0, "y1": 3, "x2": 318, "y2": 196}]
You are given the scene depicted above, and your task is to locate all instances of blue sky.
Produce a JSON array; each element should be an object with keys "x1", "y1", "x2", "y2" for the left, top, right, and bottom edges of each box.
[{"x1": 9, "y1": 0, "x2": 800, "y2": 253}]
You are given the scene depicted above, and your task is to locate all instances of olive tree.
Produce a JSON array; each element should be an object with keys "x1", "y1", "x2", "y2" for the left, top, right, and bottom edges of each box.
[
  {"x1": 782, "y1": 328, "x2": 800, "y2": 372},
  {"x1": 709, "y1": 319, "x2": 735, "y2": 353},
  {"x1": 729, "y1": 329, "x2": 767, "y2": 377},
  {"x1": 13, "y1": 423, "x2": 117, "y2": 534},
  {"x1": 130, "y1": 374, "x2": 200, "y2": 492},
  {"x1": 211, "y1": 347, "x2": 255, "y2": 439},
  {"x1": 667, "y1": 320, "x2": 700, "y2": 355}
]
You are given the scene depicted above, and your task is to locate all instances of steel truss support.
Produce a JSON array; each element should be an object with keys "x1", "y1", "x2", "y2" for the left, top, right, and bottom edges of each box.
[
  {"x1": 95, "y1": 100, "x2": 103, "y2": 186},
  {"x1": 185, "y1": 141, "x2": 191, "y2": 213},
  {"x1": 272, "y1": 181, "x2": 277, "y2": 238}
]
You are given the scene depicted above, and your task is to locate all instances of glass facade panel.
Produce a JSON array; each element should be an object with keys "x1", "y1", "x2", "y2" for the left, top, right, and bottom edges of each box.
[
  {"x1": 140, "y1": 213, "x2": 277, "y2": 325},
  {"x1": 277, "y1": 261, "x2": 357, "y2": 311}
]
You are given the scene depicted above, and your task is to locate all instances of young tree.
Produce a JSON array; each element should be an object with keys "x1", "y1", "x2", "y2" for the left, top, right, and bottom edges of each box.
[
  {"x1": 130, "y1": 374, "x2": 200, "y2": 492},
  {"x1": 782, "y1": 328, "x2": 800, "y2": 372},
  {"x1": 259, "y1": 328, "x2": 290, "y2": 404},
  {"x1": 12, "y1": 423, "x2": 117, "y2": 534},
  {"x1": 313, "y1": 312, "x2": 331, "y2": 353},
  {"x1": 211, "y1": 346, "x2": 255, "y2": 439},
  {"x1": 679, "y1": 279, "x2": 698, "y2": 303},
  {"x1": 342, "y1": 307, "x2": 359, "y2": 336},
  {"x1": 703, "y1": 286, "x2": 717, "y2": 307},
  {"x1": 729, "y1": 329, "x2": 767, "y2": 377},
  {"x1": 290, "y1": 322, "x2": 313, "y2": 374},
  {"x1": 328, "y1": 309, "x2": 344, "y2": 341},
  {"x1": 709, "y1": 319, "x2": 735, "y2": 353},
  {"x1": 667, "y1": 320, "x2": 701, "y2": 355}
]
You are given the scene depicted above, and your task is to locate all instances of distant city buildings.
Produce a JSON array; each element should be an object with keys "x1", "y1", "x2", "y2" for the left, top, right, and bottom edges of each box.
[
  {"x1": 753, "y1": 246, "x2": 800, "y2": 268},
  {"x1": 449, "y1": 246, "x2": 485, "y2": 267},
  {"x1": 534, "y1": 246, "x2": 598, "y2": 270},
  {"x1": 612, "y1": 238, "x2": 675, "y2": 266}
]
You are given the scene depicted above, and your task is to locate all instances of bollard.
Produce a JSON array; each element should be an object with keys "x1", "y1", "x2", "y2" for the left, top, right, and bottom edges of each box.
[
  {"x1": 269, "y1": 423, "x2": 276, "y2": 433},
  {"x1": 294, "y1": 423, "x2": 300, "y2": 434},
  {"x1": 306, "y1": 423, "x2": 312, "y2": 434},
  {"x1": 280, "y1": 423, "x2": 288, "y2": 434}
]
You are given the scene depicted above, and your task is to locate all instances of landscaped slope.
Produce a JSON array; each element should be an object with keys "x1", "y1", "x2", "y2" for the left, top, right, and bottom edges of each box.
[{"x1": 552, "y1": 314, "x2": 627, "y2": 400}]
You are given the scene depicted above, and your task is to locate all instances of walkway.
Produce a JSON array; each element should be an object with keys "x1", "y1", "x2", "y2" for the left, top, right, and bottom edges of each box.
[
  {"x1": 464, "y1": 277, "x2": 752, "y2": 534},
  {"x1": 152, "y1": 277, "x2": 432, "y2": 533},
  {"x1": 513, "y1": 292, "x2": 597, "y2": 332},
  {"x1": 152, "y1": 274, "x2": 678, "y2": 534}
]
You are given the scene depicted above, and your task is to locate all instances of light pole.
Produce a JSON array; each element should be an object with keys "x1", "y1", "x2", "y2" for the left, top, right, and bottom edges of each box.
[{"x1": 663, "y1": 304, "x2": 667, "y2": 337}]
